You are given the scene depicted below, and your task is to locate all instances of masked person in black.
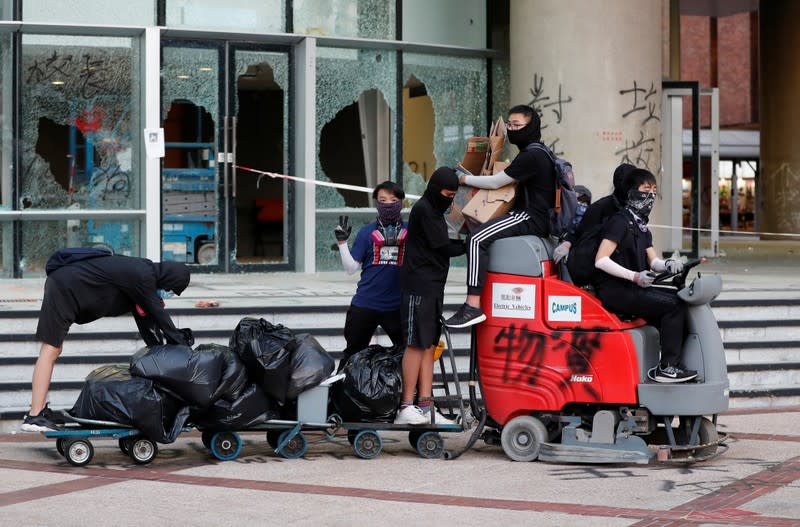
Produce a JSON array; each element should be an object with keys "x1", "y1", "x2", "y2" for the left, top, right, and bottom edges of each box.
[
  {"x1": 394, "y1": 167, "x2": 466, "y2": 425},
  {"x1": 334, "y1": 181, "x2": 407, "y2": 367},
  {"x1": 445, "y1": 104, "x2": 556, "y2": 328},
  {"x1": 593, "y1": 168, "x2": 697, "y2": 383},
  {"x1": 21, "y1": 253, "x2": 192, "y2": 431}
]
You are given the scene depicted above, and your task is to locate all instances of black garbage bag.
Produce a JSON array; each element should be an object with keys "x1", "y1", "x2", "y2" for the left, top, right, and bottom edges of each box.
[
  {"x1": 190, "y1": 383, "x2": 281, "y2": 431},
  {"x1": 286, "y1": 334, "x2": 335, "y2": 400},
  {"x1": 70, "y1": 365, "x2": 189, "y2": 443},
  {"x1": 198, "y1": 344, "x2": 249, "y2": 403},
  {"x1": 229, "y1": 318, "x2": 294, "y2": 402},
  {"x1": 130, "y1": 344, "x2": 225, "y2": 408},
  {"x1": 330, "y1": 345, "x2": 403, "y2": 422}
]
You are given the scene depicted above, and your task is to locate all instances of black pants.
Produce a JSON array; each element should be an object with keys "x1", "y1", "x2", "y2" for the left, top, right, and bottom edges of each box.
[
  {"x1": 466, "y1": 211, "x2": 542, "y2": 295},
  {"x1": 342, "y1": 304, "x2": 402, "y2": 361},
  {"x1": 596, "y1": 282, "x2": 687, "y2": 367}
]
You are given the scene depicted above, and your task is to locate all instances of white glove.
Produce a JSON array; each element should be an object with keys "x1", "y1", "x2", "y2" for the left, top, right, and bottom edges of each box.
[
  {"x1": 633, "y1": 270, "x2": 657, "y2": 288},
  {"x1": 553, "y1": 241, "x2": 571, "y2": 264},
  {"x1": 664, "y1": 258, "x2": 684, "y2": 274}
]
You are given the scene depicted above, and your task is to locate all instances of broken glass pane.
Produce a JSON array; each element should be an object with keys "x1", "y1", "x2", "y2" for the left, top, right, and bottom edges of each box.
[
  {"x1": 24, "y1": 0, "x2": 156, "y2": 25},
  {"x1": 402, "y1": 53, "x2": 486, "y2": 195},
  {"x1": 315, "y1": 47, "x2": 397, "y2": 270},
  {"x1": 294, "y1": 0, "x2": 394, "y2": 39},
  {"x1": 20, "y1": 34, "x2": 139, "y2": 273},
  {"x1": 166, "y1": 0, "x2": 284, "y2": 32}
]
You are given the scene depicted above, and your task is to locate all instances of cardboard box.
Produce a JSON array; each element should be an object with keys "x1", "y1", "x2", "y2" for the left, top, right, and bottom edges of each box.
[
  {"x1": 461, "y1": 161, "x2": 515, "y2": 231},
  {"x1": 460, "y1": 137, "x2": 490, "y2": 175},
  {"x1": 480, "y1": 117, "x2": 507, "y2": 175},
  {"x1": 445, "y1": 183, "x2": 478, "y2": 235}
]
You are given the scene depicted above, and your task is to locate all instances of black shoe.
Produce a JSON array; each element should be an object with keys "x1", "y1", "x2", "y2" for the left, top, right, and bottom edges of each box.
[
  {"x1": 20, "y1": 411, "x2": 60, "y2": 432},
  {"x1": 653, "y1": 364, "x2": 698, "y2": 383},
  {"x1": 444, "y1": 303, "x2": 486, "y2": 328},
  {"x1": 39, "y1": 404, "x2": 67, "y2": 425}
]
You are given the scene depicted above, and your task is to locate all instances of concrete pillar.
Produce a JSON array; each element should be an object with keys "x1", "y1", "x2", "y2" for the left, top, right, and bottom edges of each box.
[
  {"x1": 509, "y1": 0, "x2": 666, "y2": 226},
  {"x1": 759, "y1": 0, "x2": 800, "y2": 236}
]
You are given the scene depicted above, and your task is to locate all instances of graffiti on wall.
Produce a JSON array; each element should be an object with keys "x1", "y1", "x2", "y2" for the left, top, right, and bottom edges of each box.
[
  {"x1": 616, "y1": 80, "x2": 660, "y2": 171},
  {"x1": 527, "y1": 73, "x2": 573, "y2": 156}
]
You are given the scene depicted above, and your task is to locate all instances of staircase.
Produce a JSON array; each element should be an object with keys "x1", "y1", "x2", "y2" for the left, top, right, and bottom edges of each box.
[{"x1": 2, "y1": 294, "x2": 799, "y2": 433}]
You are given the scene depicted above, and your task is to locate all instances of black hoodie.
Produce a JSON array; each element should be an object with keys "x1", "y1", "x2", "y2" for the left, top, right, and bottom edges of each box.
[{"x1": 43, "y1": 255, "x2": 191, "y2": 346}]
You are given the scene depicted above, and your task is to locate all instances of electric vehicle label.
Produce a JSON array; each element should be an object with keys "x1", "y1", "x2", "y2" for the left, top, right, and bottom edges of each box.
[
  {"x1": 547, "y1": 295, "x2": 582, "y2": 322},
  {"x1": 491, "y1": 283, "x2": 536, "y2": 319}
]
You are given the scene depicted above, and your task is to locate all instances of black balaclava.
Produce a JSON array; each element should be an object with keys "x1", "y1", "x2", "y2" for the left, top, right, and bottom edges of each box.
[
  {"x1": 612, "y1": 163, "x2": 636, "y2": 207},
  {"x1": 155, "y1": 262, "x2": 191, "y2": 296},
  {"x1": 507, "y1": 111, "x2": 542, "y2": 148},
  {"x1": 424, "y1": 167, "x2": 459, "y2": 214},
  {"x1": 376, "y1": 200, "x2": 403, "y2": 225}
]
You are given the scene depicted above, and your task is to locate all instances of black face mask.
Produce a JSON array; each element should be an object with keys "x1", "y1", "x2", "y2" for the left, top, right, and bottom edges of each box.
[
  {"x1": 626, "y1": 190, "x2": 656, "y2": 218},
  {"x1": 424, "y1": 167, "x2": 459, "y2": 214},
  {"x1": 507, "y1": 117, "x2": 541, "y2": 148}
]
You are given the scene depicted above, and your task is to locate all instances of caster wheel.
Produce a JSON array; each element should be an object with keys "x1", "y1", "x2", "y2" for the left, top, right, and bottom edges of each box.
[
  {"x1": 118, "y1": 437, "x2": 134, "y2": 455},
  {"x1": 408, "y1": 430, "x2": 423, "y2": 449},
  {"x1": 210, "y1": 431, "x2": 243, "y2": 461},
  {"x1": 416, "y1": 431, "x2": 445, "y2": 459},
  {"x1": 276, "y1": 430, "x2": 307, "y2": 459},
  {"x1": 352, "y1": 430, "x2": 382, "y2": 460},
  {"x1": 500, "y1": 415, "x2": 548, "y2": 462},
  {"x1": 266, "y1": 431, "x2": 282, "y2": 450},
  {"x1": 65, "y1": 438, "x2": 94, "y2": 467},
  {"x1": 201, "y1": 431, "x2": 215, "y2": 449},
  {"x1": 56, "y1": 438, "x2": 68, "y2": 457},
  {"x1": 129, "y1": 437, "x2": 158, "y2": 465}
]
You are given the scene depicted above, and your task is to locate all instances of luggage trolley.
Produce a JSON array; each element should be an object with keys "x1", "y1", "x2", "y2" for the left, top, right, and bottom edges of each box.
[
  {"x1": 42, "y1": 414, "x2": 175, "y2": 467},
  {"x1": 201, "y1": 325, "x2": 470, "y2": 461}
]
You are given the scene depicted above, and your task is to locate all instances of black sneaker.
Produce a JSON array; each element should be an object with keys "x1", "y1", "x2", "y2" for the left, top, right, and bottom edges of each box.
[
  {"x1": 653, "y1": 364, "x2": 698, "y2": 383},
  {"x1": 40, "y1": 404, "x2": 67, "y2": 425},
  {"x1": 444, "y1": 303, "x2": 486, "y2": 328},
  {"x1": 20, "y1": 411, "x2": 60, "y2": 432}
]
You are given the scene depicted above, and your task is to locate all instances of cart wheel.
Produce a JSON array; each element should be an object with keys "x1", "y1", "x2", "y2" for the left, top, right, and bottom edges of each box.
[
  {"x1": 56, "y1": 438, "x2": 68, "y2": 457},
  {"x1": 416, "y1": 431, "x2": 445, "y2": 459},
  {"x1": 65, "y1": 438, "x2": 94, "y2": 467},
  {"x1": 128, "y1": 437, "x2": 158, "y2": 465},
  {"x1": 408, "y1": 430, "x2": 423, "y2": 449},
  {"x1": 500, "y1": 415, "x2": 548, "y2": 462},
  {"x1": 347, "y1": 430, "x2": 358, "y2": 445},
  {"x1": 694, "y1": 417, "x2": 719, "y2": 458},
  {"x1": 118, "y1": 437, "x2": 134, "y2": 455},
  {"x1": 276, "y1": 430, "x2": 307, "y2": 459},
  {"x1": 201, "y1": 431, "x2": 215, "y2": 449},
  {"x1": 266, "y1": 431, "x2": 282, "y2": 449},
  {"x1": 353, "y1": 430, "x2": 383, "y2": 460},
  {"x1": 210, "y1": 431, "x2": 243, "y2": 461}
]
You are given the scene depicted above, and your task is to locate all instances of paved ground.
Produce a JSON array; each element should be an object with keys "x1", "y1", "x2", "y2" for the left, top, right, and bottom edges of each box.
[{"x1": 0, "y1": 406, "x2": 799, "y2": 526}]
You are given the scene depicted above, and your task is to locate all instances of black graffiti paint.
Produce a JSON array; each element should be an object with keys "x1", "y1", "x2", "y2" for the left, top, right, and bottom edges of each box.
[
  {"x1": 619, "y1": 80, "x2": 659, "y2": 124},
  {"x1": 527, "y1": 73, "x2": 574, "y2": 154},
  {"x1": 614, "y1": 130, "x2": 656, "y2": 168}
]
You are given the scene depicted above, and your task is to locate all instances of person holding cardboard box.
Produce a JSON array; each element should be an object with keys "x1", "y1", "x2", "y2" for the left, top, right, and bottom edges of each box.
[{"x1": 445, "y1": 105, "x2": 556, "y2": 329}]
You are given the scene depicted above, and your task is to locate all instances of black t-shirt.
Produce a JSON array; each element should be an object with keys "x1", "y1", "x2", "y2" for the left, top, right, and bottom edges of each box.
[
  {"x1": 595, "y1": 209, "x2": 652, "y2": 288},
  {"x1": 400, "y1": 195, "x2": 457, "y2": 297},
  {"x1": 504, "y1": 143, "x2": 556, "y2": 235}
]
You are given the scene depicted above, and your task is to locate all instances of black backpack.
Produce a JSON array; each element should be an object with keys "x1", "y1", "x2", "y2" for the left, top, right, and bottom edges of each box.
[
  {"x1": 566, "y1": 223, "x2": 605, "y2": 287},
  {"x1": 526, "y1": 143, "x2": 578, "y2": 238},
  {"x1": 45, "y1": 247, "x2": 113, "y2": 276}
]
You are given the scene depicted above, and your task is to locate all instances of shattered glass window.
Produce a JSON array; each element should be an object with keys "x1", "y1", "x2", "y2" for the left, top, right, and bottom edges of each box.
[
  {"x1": 0, "y1": 33, "x2": 10, "y2": 276},
  {"x1": 166, "y1": 0, "x2": 284, "y2": 32},
  {"x1": 19, "y1": 34, "x2": 140, "y2": 274},
  {"x1": 23, "y1": 0, "x2": 156, "y2": 25},
  {"x1": 314, "y1": 47, "x2": 397, "y2": 271},
  {"x1": 294, "y1": 0, "x2": 395, "y2": 39},
  {"x1": 402, "y1": 53, "x2": 486, "y2": 197},
  {"x1": 492, "y1": 57, "x2": 514, "y2": 163}
]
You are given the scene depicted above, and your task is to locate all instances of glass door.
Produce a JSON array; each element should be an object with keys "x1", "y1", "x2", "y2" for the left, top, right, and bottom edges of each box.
[{"x1": 160, "y1": 40, "x2": 291, "y2": 271}]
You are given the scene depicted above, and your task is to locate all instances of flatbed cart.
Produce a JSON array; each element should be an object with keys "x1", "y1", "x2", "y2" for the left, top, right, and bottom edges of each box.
[
  {"x1": 200, "y1": 325, "x2": 470, "y2": 462},
  {"x1": 42, "y1": 413, "x2": 189, "y2": 467}
]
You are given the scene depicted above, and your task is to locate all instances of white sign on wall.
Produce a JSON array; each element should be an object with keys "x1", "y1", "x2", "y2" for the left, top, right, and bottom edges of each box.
[
  {"x1": 547, "y1": 295, "x2": 582, "y2": 322},
  {"x1": 491, "y1": 283, "x2": 536, "y2": 319}
]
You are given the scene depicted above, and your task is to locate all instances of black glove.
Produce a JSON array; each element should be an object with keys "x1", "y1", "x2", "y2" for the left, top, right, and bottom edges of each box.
[
  {"x1": 179, "y1": 327, "x2": 195, "y2": 346},
  {"x1": 334, "y1": 215, "x2": 352, "y2": 243}
]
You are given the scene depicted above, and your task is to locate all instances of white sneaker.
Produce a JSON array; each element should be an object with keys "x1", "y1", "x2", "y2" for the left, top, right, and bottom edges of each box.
[
  {"x1": 432, "y1": 407, "x2": 458, "y2": 426},
  {"x1": 394, "y1": 405, "x2": 428, "y2": 425}
]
